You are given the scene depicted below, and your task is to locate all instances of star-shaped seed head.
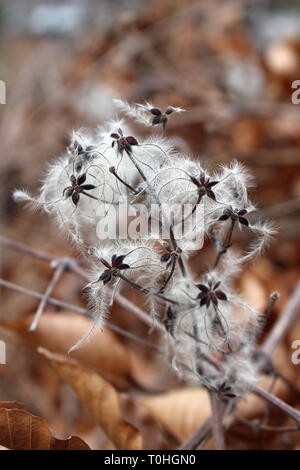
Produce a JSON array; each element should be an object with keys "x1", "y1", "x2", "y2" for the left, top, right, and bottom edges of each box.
[
  {"x1": 218, "y1": 207, "x2": 249, "y2": 226},
  {"x1": 63, "y1": 173, "x2": 96, "y2": 206},
  {"x1": 70, "y1": 140, "x2": 96, "y2": 157},
  {"x1": 68, "y1": 140, "x2": 97, "y2": 172},
  {"x1": 190, "y1": 172, "x2": 219, "y2": 200},
  {"x1": 149, "y1": 106, "x2": 178, "y2": 126},
  {"x1": 196, "y1": 280, "x2": 227, "y2": 307},
  {"x1": 160, "y1": 242, "x2": 182, "y2": 268},
  {"x1": 215, "y1": 380, "x2": 237, "y2": 401},
  {"x1": 98, "y1": 254, "x2": 130, "y2": 284},
  {"x1": 111, "y1": 128, "x2": 138, "y2": 156}
]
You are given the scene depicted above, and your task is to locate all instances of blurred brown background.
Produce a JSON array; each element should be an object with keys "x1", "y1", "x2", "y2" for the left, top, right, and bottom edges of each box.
[{"x1": 0, "y1": 0, "x2": 300, "y2": 450}]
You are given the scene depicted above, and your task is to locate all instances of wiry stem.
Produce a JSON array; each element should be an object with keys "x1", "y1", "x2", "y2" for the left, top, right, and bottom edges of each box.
[
  {"x1": 29, "y1": 262, "x2": 64, "y2": 332},
  {"x1": 159, "y1": 257, "x2": 176, "y2": 293},
  {"x1": 0, "y1": 235, "x2": 164, "y2": 333},
  {"x1": 177, "y1": 417, "x2": 212, "y2": 450},
  {"x1": 0, "y1": 235, "x2": 54, "y2": 262},
  {"x1": 109, "y1": 166, "x2": 138, "y2": 194},
  {"x1": 210, "y1": 392, "x2": 226, "y2": 450},
  {"x1": 235, "y1": 413, "x2": 300, "y2": 435},
  {"x1": 81, "y1": 191, "x2": 99, "y2": 201},
  {"x1": 178, "y1": 402, "x2": 233, "y2": 450},
  {"x1": 213, "y1": 218, "x2": 235, "y2": 269},
  {"x1": 252, "y1": 292, "x2": 280, "y2": 349},
  {"x1": 262, "y1": 278, "x2": 300, "y2": 357},
  {"x1": 126, "y1": 151, "x2": 147, "y2": 182},
  {"x1": 116, "y1": 272, "x2": 179, "y2": 305},
  {"x1": 213, "y1": 304, "x2": 232, "y2": 353},
  {"x1": 162, "y1": 120, "x2": 167, "y2": 138},
  {"x1": 0, "y1": 277, "x2": 160, "y2": 352},
  {"x1": 253, "y1": 385, "x2": 300, "y2": 426},
  {"x1": 179, "y1": 192, "x2": 202, "y2": 226},
  {"x1": 169, "y1": 224, "x2": 186, "y2": 277},
  {"x1": 0, "y1": 277, "x2": 212, "y2": 384}
]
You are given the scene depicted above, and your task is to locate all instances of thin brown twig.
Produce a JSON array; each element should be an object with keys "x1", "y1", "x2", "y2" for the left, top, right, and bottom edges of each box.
[
  {"x1": 178, "y1": 401, "x2": 234, "y2": 450},
  {"x1": 261, "y1": 278, "x2": 300, "y2": 357},
  {"x1": 0, "y1": 235, "x2": 54, "y2": 263},
  {"x1": 29, "y1": 261, "x2": 64, "y2": 332},
  {"x1": 177, "y1": 417, "x2": 212, "y2": 450},
  {"x1": 258, "y1": 425, "x2": 299, "y2": 433},
  {"x1": 117, "y1": 272, "x2": 179, "y2": 305},
  {"x1": 213, "y1": 219, "x2": 235, "y2": 269},
  {"x1": 0, "y1": 235, "x2": 165, "y2": 334},
  {"x1": 253, "y1": 385, "x2": 300, "y2": 426},
  {"x1": 0, "y1": 277, "x2": 160, "y2": 353},
  {"x1": 209, "y1": 391, "x2": 226, "y2": 450},
  {"x1": 169, "y1": 225, "x2": 186, "y2": 278},
  {"x1": 0, "y1": 276, "x2": 208, "y2": 386},
  {"x1": 109, "y1": 166, "x2": 138, "y2": 194},
  {"x1": 235, "y1": 414, "x2": 300, "y2": 434}
]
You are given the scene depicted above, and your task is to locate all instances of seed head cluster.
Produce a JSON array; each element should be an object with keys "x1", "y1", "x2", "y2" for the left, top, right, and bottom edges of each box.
[{"x1": 14, "y1": 99, "x2": 275, "y2": 398}]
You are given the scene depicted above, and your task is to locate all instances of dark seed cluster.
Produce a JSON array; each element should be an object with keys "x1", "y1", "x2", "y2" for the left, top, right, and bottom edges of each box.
[
  {"x1": 69, "y1": 140, "x2": 97, "y2": 172},
  {"x1": 196, "y1": 280, "x2": 227, "y2": 307},
  {"x1": 215, "y1": 380, "x2": 237, "y2": 400},
  {"x1": 218, "y1": 207, "x2": 249, "y2": 226},
  {"x1": 149, "y1": 106, "x2": 176, "y2": 126},
  {"x1": 160, "y1": 242, "x2": 182, "y2": 267},
  {"x1": 111, "y1": 128, "x2": 138, "y2": 156},
  {"x1": 63, "y1": 174, "x2": 96, "y2": 206},
  {"x1": 190, "y1": 172, "x2": 219, "y2": 200},
  {"x1": 98, "y1": 254, "x2": 130, "y2": 284}
]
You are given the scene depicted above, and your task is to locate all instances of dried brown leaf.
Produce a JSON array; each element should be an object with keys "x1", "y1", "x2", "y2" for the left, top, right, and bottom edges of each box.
[
  {"x1": 119, "y1": 393, "x2": 169, "y2": 450},
  {"x1": 0, "y1": 404, "x2": 90, "y2": 450},
  {"x1": 140, "y1": 388, "x2": 211, "y2": 443},
  {"x1": 0, "y1": 402, "x2": 25, "y2": 411},
  {"x1": 38, "y1": 347, "x2": 143, "y2": 450},
  {"x1": 5, "y1": 312, "x2": 132, "y2": 389}
]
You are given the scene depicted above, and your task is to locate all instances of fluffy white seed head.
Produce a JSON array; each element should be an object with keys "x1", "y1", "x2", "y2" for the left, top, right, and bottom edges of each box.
[{"x1": 13, "y1": 99, "x2": 274, "y2": 397}]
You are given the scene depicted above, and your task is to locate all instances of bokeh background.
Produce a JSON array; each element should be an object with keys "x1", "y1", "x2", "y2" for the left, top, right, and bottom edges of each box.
[{"x1": 1, "y1": 0, "x2": 300, "y2": 450}]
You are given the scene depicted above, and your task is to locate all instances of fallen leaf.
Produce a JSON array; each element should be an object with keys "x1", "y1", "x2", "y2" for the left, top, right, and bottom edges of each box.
[
  {"x1": 38, "y1": 347, "x2": 143, "y2": 450},
  {"x1": 4, "y1": 312, "x2": 133, "y2": 389},
  {"x1": 119, "y1": 393, "x2": 170, "y2": 450},
  {"x1": 0, "y1": 402, "x2": 25, "y2": 411},
  {"x1": 140, "y1": 388, "x2": 211, "y2": 443},
  {"x1": 0, "y1": 404, "x2": 90, "y2": 450}
]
